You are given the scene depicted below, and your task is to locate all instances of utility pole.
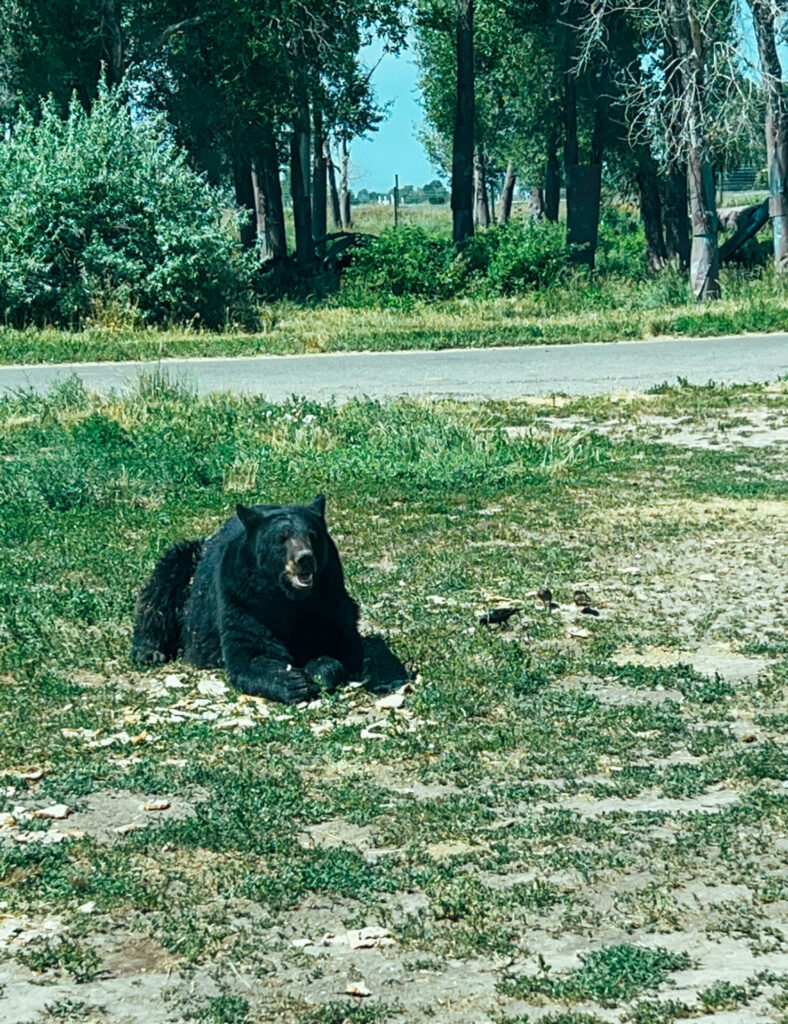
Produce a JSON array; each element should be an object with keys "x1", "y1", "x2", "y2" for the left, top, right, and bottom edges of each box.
[{"x1": 394, "y1": 174, "x2": 399, "y2": 228}]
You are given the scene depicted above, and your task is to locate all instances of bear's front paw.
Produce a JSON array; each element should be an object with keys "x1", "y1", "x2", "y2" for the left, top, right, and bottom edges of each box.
[
  {"x1": 268, "y1": 666, "x2": 320, "y2": 705},
  {"x1": 305, "y1": 657, "x2": 347, "y2": 693}
]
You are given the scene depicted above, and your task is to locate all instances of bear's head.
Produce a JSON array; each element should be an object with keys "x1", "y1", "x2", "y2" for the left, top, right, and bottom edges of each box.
[{"x1": 236, "y1": 495, "x2": 328, "y2": 601}]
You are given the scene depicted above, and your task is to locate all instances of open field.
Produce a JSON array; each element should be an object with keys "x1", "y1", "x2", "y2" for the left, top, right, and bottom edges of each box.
[{"x1": 0, "y1": 377, "x2": 787, "y2": 1023}]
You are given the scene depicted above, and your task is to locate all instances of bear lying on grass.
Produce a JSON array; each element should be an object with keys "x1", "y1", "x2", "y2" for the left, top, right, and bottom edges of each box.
[{"x1": 131, "y1": 495, "x2": 364, "y2": 704}]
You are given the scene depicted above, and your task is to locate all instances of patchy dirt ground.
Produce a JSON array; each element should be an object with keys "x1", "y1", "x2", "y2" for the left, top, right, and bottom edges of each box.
[{"x1": 1, "y1": 387, "x2": 786, "y2": 1024}]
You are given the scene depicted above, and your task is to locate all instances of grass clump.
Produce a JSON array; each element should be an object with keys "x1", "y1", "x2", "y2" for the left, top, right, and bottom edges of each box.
[{"x1": 501, "y1": 945, "x2": 692, "y2": 1006}]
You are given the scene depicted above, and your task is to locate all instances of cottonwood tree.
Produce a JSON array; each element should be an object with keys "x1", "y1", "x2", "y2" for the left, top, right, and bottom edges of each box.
[
  {"x1": 747, "y1": 0, "x2": 788, "y2": 271},
  {"x1": 135, "y1": 0, "x2": 404, "y2": 267},
  {"x1": 579, "y1": 0, "x2": 757, "y2": 299},
  {"x1": 0, "y1": 0, "x2": 131, "y2": 114}
]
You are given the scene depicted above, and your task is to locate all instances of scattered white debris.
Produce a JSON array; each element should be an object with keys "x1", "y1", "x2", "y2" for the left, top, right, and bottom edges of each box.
[
  {"x1": 214, "y1": 716, "x2": 256, "y2": 731},
  {"x1": 375, "y1": 692, "x2": 405, "y2": 711},
  {"x1": 197, "y1": 677, "x2": 228, "y2": 697},
  {"x1": 164, "y1": 674, "x2": 187, "y2": 688}
]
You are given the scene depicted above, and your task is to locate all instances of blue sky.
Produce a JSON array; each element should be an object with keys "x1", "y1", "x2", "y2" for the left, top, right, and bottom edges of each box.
[{"x1": 350, "y1": 39, "x2": 437, "y2": 192}]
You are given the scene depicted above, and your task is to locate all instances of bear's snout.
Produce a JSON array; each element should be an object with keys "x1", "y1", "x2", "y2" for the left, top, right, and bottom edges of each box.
[
  {"x1": 293, "y1": 549, "x2": 316, "y2": 573},
  {"x1": 283, "y1": 542, "x2": 317, "y2": 596}
]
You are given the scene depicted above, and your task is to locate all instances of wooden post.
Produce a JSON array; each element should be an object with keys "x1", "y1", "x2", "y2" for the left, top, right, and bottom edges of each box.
[{"x1": 394, "y1": 174, "x2": 399, "y2": 228}]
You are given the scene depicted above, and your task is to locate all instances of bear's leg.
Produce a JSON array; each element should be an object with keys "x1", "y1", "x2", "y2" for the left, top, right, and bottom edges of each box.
[
  {"x1": 131, "y1": 539, "x2": 203, "y2": 664},
  {"x1": 220, "y1": 622, "x2": 320, "y2": 704}
]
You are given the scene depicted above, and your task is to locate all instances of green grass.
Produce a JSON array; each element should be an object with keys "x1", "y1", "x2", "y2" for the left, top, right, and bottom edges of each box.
[{"x1": 0, "y1": 378, "x2": 786, "y2": 1021}]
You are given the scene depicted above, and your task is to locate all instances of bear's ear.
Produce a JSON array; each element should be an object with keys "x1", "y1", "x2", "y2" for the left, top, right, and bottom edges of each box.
[
  {"x1": 308, "y1": 494, "x2": 326, "y2": 519},
  {"x1": 236, "y1": 503, "x2": 264, "y2": 533}
]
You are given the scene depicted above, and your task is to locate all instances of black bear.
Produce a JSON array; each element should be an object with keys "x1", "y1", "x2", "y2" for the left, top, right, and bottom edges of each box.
[{"x1": 131, "y1": 495, "x2": 364, "y2": 704}]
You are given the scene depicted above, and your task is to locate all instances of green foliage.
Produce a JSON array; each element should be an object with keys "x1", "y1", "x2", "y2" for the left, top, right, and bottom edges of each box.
[
  {"x1": 466, "y1": 221, "x2": 571, "y2": 294},
  {"x1": 501, "y1": 945, "x2": 692, "y2": 1006},
  {"x1": 595, "y1": 207, "x2": 649, "y2": 279},
  {"x1": 343, "y1": 225, "x2": 463, "y2": 300},
  {"x1": 697, "y1": 980, "x2": 750, "y2": 1011},
  {"x1": 0, "y1": 84, "x2": 253, "y2": 328},
  {"x1": 18, "y1": 936, "x2": 102, "y2": 983},
  {"x1": 344, "y1": 221, "x2": 570, "y2": 303}
]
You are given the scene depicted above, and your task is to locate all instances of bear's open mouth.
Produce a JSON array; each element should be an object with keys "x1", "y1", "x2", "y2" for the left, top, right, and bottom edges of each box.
[{"x1": 291, "y1": 571, "x2": 314, "y2": 590}]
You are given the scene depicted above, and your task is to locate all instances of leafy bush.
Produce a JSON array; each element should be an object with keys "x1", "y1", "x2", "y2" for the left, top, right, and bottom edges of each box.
[
  {"x1": 482, "y1": 220, "x2": 570, "y2": 293},
  {"x1": 595, "y1": 206, "x2": 648, "y2": 278},
  {"x1": 342, "y1": 225, "x2": 462, "y2": 301},
  {"x1": 343, "y1": 220, "x2": 570, "y2": 303},
  {"x1": 0, "y1": 83, "x2": 253, "y2": 327}
]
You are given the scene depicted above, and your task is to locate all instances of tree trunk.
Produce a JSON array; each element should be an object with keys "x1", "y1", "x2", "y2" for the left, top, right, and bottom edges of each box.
[
  {"x1": 340, "y1": 138, "x2": 352, "y2": 230},
  {"x1": 563, "y1": 2, "x2": 601, "y2": 267},
  {"x1": 253, "y1": 124, "x2": 287, "y2": 262},
  {"x1": 527, "y1": 187, "x2": 545, "y2": 221},
  {"x1": 545, "y1": 142, "x2": 560, "y2": 222},
  {"x1": 312, "y1": 107, "x2": 327, "y2": 252},
  {"x1": 498, "y1": 161, "x2": 516, "y2": 224},
  {"x1": 664, "y1": 164, "x2": 690, "y2": 269},
  {"x1": 326, "y1": 141, "x2": 342, "y2": 229},
  {"x1": 233, "y1": 158, "x2": 257, "y2": 250},
  {"x1": 451, "y1": 0, "x2": 474, "y2": 243},
  {"x1": 719, "y1": 199, "x2": 770, "y2": 262},
  {"x1": 290, "y1": 69, "x2": 314, "y2": 271},
  {"x1": 636, "y1": 150, "x2": 667, "y2": 270},
  {"x1": 666, "y1": 1, "x2": 719, "y2": 298},
  {"x1": 473, "y1": 148, "x2": 490, "y2": 228},
  {"x1": 749, "y1": 0, "x2": 788, "y2": 271},
  {"x1": 101, "y1": 0, "x2": 124, "y2": 86}
]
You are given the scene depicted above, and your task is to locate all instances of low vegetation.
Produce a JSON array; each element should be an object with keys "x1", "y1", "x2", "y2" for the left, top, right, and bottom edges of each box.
[{"x1": 0, "y1": 377, "x2": 786, "y2": 1022}]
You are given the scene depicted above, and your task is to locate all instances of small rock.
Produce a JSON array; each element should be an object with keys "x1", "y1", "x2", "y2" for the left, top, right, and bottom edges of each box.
[
  {"x1": 164, "y1": 674, "x2": 186, "y2": 688},
  {"x1": 144, "y1": 800, "x2": 170, "y2": 812},
  {"x1": 14, "y1": 769, "x2": 44, "y2": 782},
  {"x1": 77, "y1": 901, "x2": 97, "y2": 915},
  {"x1": 345, "y1": 927, "x2": 394, "y2": 949},
  {"x1": 697, "y1": 573, "x2": 717, "y2": 582},
  {"x1": 34, "y1": 804, "x2": 72, "y2": 821},
  {"x1": 345, "y1": 981, "x2": 372, "y2": 998},
  {"x1": 291, "y1": 938, "x2": 313, "y2": 948},
  {"x1": 114, "y1": 822, "x2": 144, "y2": 835}
]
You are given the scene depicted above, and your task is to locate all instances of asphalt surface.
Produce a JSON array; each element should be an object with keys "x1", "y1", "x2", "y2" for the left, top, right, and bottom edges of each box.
[{"x1": 1, "y1": 333, "x2": 786, "y2": 402}]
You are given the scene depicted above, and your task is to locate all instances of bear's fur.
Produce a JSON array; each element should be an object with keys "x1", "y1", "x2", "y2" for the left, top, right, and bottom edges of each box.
[{"x1": 131, "y1": 495, "x2": 364, "y2": 704}]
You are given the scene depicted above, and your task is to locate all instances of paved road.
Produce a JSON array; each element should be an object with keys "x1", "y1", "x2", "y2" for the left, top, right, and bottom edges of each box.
[{"x1": 1, "y1": 334, "x2": 786, "y2": 402}]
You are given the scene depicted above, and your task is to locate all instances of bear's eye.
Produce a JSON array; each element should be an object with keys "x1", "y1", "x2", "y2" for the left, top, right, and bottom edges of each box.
[{"x1": 277, "y1": 530, "x2": 291, "y2": 544}]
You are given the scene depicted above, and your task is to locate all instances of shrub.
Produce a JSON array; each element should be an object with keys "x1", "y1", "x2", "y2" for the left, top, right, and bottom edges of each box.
[
  {"x1": 483, "y1": 220, "x2": 570, "y2": 293},
  {"x1": 0, "y1": 82, "x2": 254, "y2": 327},
  {"x1": 595, "y1": 206, "x2": 648, "y2": 278},
  {"x1": 343, "y1": 220, "x2": 570, "y2": 303},
  {"x1": 342, "y1": 225, "x2": 462, "y2": 301}
]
